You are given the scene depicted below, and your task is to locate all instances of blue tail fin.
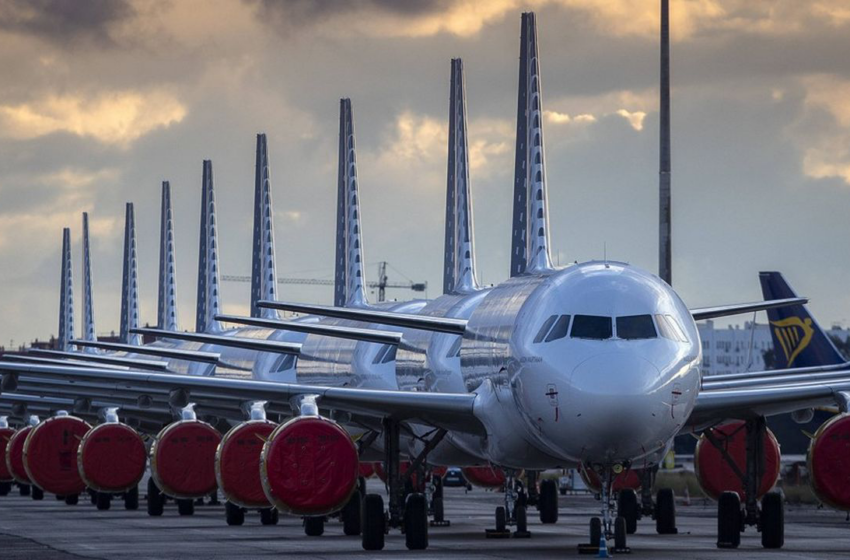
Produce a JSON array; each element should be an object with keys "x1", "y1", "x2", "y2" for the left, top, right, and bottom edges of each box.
[{"x1": 759, "y1": 271, "x2": 845, "y2": 368}]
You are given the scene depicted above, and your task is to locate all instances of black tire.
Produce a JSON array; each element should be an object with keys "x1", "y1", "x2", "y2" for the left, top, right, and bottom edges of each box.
[
  {"x1": 96, "y1": 492, "x2": 111, "y2": 511},
  {"x1": 618, "y1": 489, "x2": 639, "y2": 534},
  {"x1": 433, "y1": 496, "x2": 445, "y2": 523},
  {"x1": 19, "y1": 484, "x2": 30, "y2": 497},
  {"x1": 717, "y1": 491, "x2": 741, "y2": 548},
  {"x1": 590, "y1": 517, "x2": 602, "y2": 547},
  {"x1": 260, "y1": 507, "x2": 279, "y2": 526},
  {"x1": 404, "y1": 493, "x2": 429, "y2": 550},
  {"x1": 0, "y1": 481, "x2": 11, "y2": 496},
  {"x1": 147, "y1": 478, "x2": 164, "y2": 517},
  {"x1": 225, "y1": 501, "x2": 244, "y2": 526},
  {"x1": 65, "y1": 494, "x2": 79, "y2": 505},
  {"x1": 614, "y1": 516, "x2": 627, "y2": 550},
  {"x1": 495, "y1": 506, "x2": 507, "y2": 532},
  {"x1": 342, "y1": 490, "x2": 362, "y2": 536},
  {"x1": 362, "y1": 494, "x2": 385, "y2": 551},
  {"x1": 56, "y1": 494, "x2": 65, "y2": 500},
  {"x1": 89, "y1": 489, "x2": 97, "y2": 505},
  {"x1": 515, "y1": 501, "x2": 528, "y2": 533},
  {"x1": 124, "y1": 485, "x2": 139, "y2": 510},
  {"x1": 539, "y1": 479, "x2": 559, "y2": 524},
  {"x1": 655, "y1": 488, "x2": 677, "y2": 534},
  {"x1": 304, "y1": 516, "x2": 324, "y2": 536},
  {"x1": 32, "y1": 486, "x2": 44, "y2": 500},
  {"x1": 761, "y1": 491, "x2": 784, "y2": 549},
  {"x1": 177, "y1": 498, "x2": 195, "y2": 516}
]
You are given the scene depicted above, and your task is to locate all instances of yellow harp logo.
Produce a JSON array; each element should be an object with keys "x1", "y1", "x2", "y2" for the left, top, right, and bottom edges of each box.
[{"x1": 771, "y1": 317, "x2": 814, "y2": 368}]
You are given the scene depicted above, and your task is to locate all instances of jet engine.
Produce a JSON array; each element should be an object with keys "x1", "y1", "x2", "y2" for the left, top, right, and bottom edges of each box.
[
  {"x1": 0, "y1": 424, "x2": 16, "y2": 484},
  {"x1": 579, "y1": 465, "x2": 643, "y2": 493},
  {"x1": 359, "y1": 462, "x2": 376, "y2": 479},
  {"x1": 695, "y1": 420, "x2": 780, "y2": 501},
  {"x1": 260, "y1": 415, "x2": 358, "y2": 515},
  {"x1": 78, "y1": 422, "x2": 147, "y2": 493},
  {"x1": 150, "y1": 418, "x2": 222, "y2": 499},
  {"x1": 215, "y1": 419, "x2": 277, "y2": 508},
  {"x1": 23, "y1": 415, "x2": 91, "y2": 496},
  {"x1": 5, "y1": 426, "x2": 33, "y2": 485},
  {"x1": 807, "y1": 413, "x2": 850, "y2": 510},
  {"x1": 462, "y1": 466, "x2": 508, "y2": 488}
]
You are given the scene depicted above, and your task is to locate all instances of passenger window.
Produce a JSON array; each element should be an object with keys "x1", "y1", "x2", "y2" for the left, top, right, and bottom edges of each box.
[
  {"x1": 655, "y1": 314, "x2": 688, "y2": 342},
  {"x1": 534, "y1": 315, "x2": 558, "y2": 343},
  {"x1": 570, "y1": 315, "x2": 613, "y2": 340},
  {"x1": 545, "y1": 315, "x2": 571, "y2": 342},
  {"x1": 617, "y1": 315, "x2": 657, "y2": 340}
]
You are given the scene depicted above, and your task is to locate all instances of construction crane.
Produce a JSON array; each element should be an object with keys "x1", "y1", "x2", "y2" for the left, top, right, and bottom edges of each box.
[{"x1": 222, "y1": 261, "x2": 427, "y2": 303}]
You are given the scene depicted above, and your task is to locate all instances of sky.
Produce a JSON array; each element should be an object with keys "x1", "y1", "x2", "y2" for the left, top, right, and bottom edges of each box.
[{"x1": 2, "y1": 0, "x2": 850, "y2": 347}]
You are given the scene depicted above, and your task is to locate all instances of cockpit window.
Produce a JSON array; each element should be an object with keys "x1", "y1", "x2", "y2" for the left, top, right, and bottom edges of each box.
[
  {"x1": 372, "y1": 344, "x2": 391, "y2": 364},
  {"x1": 533, "y1": 315, "x2": 558, "y2": 343},
  {"x1": 446, "y1": 336, "x2": 462, "y2": 358},
  {"x1": 655, "y1": 314, "x2": 688, "y2": 342},
  {"x1": 382, "y1": 345, "x2": 397, "y2": 363},
  {"x1": 616, "y1": 315, "x2": 657, "y2": 340},
  {"x1": 545, "y1": 315, "x2": 571, "y2": 342},
  {"x1": 570, "y1": 315, "x2": 613, "y2": 340},
  {"x1": 274, "y1": 353, "x2": 295, "y2": 372}
]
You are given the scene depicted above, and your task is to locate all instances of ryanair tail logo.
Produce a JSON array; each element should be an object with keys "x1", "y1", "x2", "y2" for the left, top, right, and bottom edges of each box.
[{"x1": 771, "y1": 316, "x2": 814, "y2": 368}]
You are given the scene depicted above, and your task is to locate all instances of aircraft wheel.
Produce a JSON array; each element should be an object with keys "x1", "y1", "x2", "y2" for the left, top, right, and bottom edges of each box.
[
  {"x1": 124, "y1": 485, "x2": 139, "y2": 510},
  {"x1": 590, "y1": 517, "x2": 602, "y2": 547},
  {"x1": 495, "y1": 506, "x2": 507, "y2": 532},
  {"x1": 89, "y1": 489, "x2": 97, "y2": 505},
  {"x1": 761, "y1": 491, "x2": 784, "y2": 549},
  {"x1": 614, "y1": 516, "x2": 627, "y2": 550},
  {"x1": 0, "y1": 481, "x2": 11, "y2": 496},
  {"x1": 260, "y1": 507, "x2": 279, "y2": 526},
  {"x1": 617, "y1": 489, "x2": 639, "y2": 534},
  {"x1": 655, "y1": 488, "x2": 677, "y2": 534},
  {"x1": 177, "y1": 498, "x2": 195, "y2": 516},
  {"x1": 539, "y1": 479, "x2": 558, "y2": 524},
  {"x1": 146, "y1": 478, "x2": 164, "y2": 517},
  {"x1": 56, "y1": 494, "x2": 65, "y2": 501},
  {"x1": 717, "y1": 491, "x2": 741, "y2": 548},
  {"x1": 32, "y1": 486, "x2": 44, "y2": 500},
  {"x1": 65, "y1": 493, "x2": 79, "y2": 505},
  {"x1": 225, "y1": 501, "x2": 244, "y2": 526},
  {"x1": 342, "y1": 489, "x2": 362, "y2": 536},
  {"x1": 404, "y1": 493, "x2": 429, "y2": 550},
  {"x1": 96, "y1": 492, "x2": 111, "y2": 510},
  {"x1": 361, "y1": 494, "x2": 385, "y2": 551},
  {"x1": 304, "y1": 516, "x2": 324, "y2": 536},
  {"x1": 515, "y1": 500, "x2": 528, "y2": 533},
  {"x1": 19, "y1": 484, "x2": 30, "y2": 497}
]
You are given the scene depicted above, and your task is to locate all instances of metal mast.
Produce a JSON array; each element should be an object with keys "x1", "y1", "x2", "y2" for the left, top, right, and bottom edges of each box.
[{"x1": 659, "y1": 0, "x2": 672, "y2": 285}]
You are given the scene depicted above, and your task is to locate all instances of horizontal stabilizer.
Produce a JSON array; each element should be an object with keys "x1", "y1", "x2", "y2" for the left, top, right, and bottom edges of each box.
[
  {"x1": 257, "y1": 301, "x2": 468, "y2": 335},
  {"x1": 132, "y1": 328, "x2": 301, "y2": 356},
  {"x1": 71, "y1": 339, "x2": 220, "y2": 365},
  {"x1": 28, "y1": 349, "x2": 169, "y2": 371},
  {"x1": 689, "y1": 297, "x2": 808, "y2": 322},
  {"x1": 216, "y1": 314, "x2": 403, "y2": 345}
]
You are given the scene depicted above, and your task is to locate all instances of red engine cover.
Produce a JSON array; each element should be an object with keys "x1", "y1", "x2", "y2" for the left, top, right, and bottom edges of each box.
[
  {"x1": 24, "y1": 416, "x2": 91, "y2": 495},
  {"x1": 0, "y1": 427, "x2": 16, "y2": 482},
  {"x1": 695, "y1": 421, "x2": 780, "y2": 501},
  {"x1": 580, "y1": 465, "x2": 643, "y2": 494},
  {"x1": 261, "y1": 416, "x2": 358, "y2": 515},
  {"x1": 808, "y1": 413, "x2": 850, "y2": 511},
  {"x1": 359, "y1": 462, "x2": 376, "y2": 479},
  {"x1": 431, "y1": 466, "x2": 448, "y2": 478},
  {"x1": 462, "y1": 466, "x2": 507, "y2": 488},
  {"x1": 215, "y1": 420, "x2": 277, "y2": 508},
  {"x1": 78, "y1": 422, "x2": 147, "y2": 493},
  {"x1": 151, "y1": 420, "x2": 221, "y2": 498},
  {"x1": 6, "y1": 427, "x2": 32, "y2": 484}
]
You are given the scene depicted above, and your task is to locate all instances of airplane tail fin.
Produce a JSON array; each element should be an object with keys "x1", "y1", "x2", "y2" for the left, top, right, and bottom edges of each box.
[
  {"x1": 119, "y1": 203, "x2": 141, "y2": 345},
  {"x1": 157, "y1": 181, "x2": 179, "y2": 331},
  {"x1": 334, "y1": 99, "x2": 368, "y2": 308},
  {"x1": 250, "y1": 133, "x2": 279, "y2": 318},
  {"x1": 80, "y1": 213, "x2": 97, "y2": 351},
  {"x1": 196, "y1": 161, "x2": 222, "y2": 333},
  {"x1": 57, "y1": 227, "x2": 74, "y2": 351},
  {"x1": 443, "y1": 58, "x2": 479, "y2": 295},
  {"x1": 759, "y1": 271, "x2": 845, "y2": 368}
]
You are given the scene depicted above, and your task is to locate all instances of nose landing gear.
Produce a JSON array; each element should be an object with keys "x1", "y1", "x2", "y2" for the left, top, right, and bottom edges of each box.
[
  {"x1": 578, "y1": 466, "x2": 631, "y2": 556},
  {"x1": 485, "y1": 470, "x2": 531, "y2": 538}
]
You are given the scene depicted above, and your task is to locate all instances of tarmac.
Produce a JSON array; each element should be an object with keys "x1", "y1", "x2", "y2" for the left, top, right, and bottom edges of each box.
[{"x1": 1, "y1": 483, "x2": 849, "y2": 559}]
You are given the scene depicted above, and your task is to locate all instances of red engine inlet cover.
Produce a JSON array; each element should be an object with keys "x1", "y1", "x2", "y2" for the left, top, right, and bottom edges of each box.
[
  {"x1": 6, "y1": 427, "x2": 32, "y2": 484},
  {"x1": 261, "y1": 416, "x2": 358, "y2": 515},
  {"x1": 359, "y1": 462, "x2": 376, "y2": 479},
  {"x1": 24, "y1": 416, "x2": 91, "y2": 495},
  {"x1": 580, "y1": 465, "x2": 643, "y2": 494},
  {"x1": 462, "y1": 466, "x2": 508, "y2": 488},
  {"x1": 151, "y1": 420, "x2": 221, "y2": 499},
  {"x1": 78, "y1": 422, "x2": 147, "y2": 493},
  {"x1": 808, "y1": 413, "x2": 850, "y2": 511},
  {"x1": 695, "y1": 421, "x2": 780, "y2": 501},
  {"x1": 0, "y1": 428, "x2": 16, "y2": 482},
  {"x1": 215, "y1": 420, "x2": 277, "y2": 508}
]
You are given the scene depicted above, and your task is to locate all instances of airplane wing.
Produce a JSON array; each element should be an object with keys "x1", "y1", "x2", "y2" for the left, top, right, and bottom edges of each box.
[
  {"x1": 217, "y1": 314, "x2": 404, "y2": 344},
  {"x1": 132, "y1": 328, "x2": 301, "y2": 355},
  {"x1": 72, "y1": 340, "x2": 221, "y2": 364},
  {"x1": 688, "y1": 297, "x2": 808, "y2": 321}
]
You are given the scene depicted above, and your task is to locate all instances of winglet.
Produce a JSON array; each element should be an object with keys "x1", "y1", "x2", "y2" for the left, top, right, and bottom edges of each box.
[
  {"x1": 58, "y1": 227, "x2": 74, "y2": 351},
  {"x1": 119, "y1": 203, "x2": 141, "y2": 345},
  {"x1": 80, "y1": 213, "x2": 97, "y2": 352},
  {"x1": 251, "y1": 133, "x2": 280, "y2": 319},
  {"x1": 334, "y1": 99, "x2": 368, "y2": 308},
  {"x1": 444, "y1": 59, "x2": 479, "y2": 295},
  {"x1": 157, "y1": 181, "x2": 179, "y2": 331},
  {"x1": 196, "y1": 160, "x2": 222, "y2": 333}
]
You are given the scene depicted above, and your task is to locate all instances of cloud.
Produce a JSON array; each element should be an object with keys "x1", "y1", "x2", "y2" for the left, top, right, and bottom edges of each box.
[
  {"x1": 544, "y1": 110, "x2": 597, "y2": 125},
  {"x1": 792, "y1": 74, "x2": 850, "y2": 185},
  {"x1": 616, "y1": 109, "x2": 646, "y2": 131},
  {"x1": 0, "y1": 0, "x2": 135, "y2": 47},
  {"x1": 0, "y1": 89, "x2": 187, "y2": 146}
]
